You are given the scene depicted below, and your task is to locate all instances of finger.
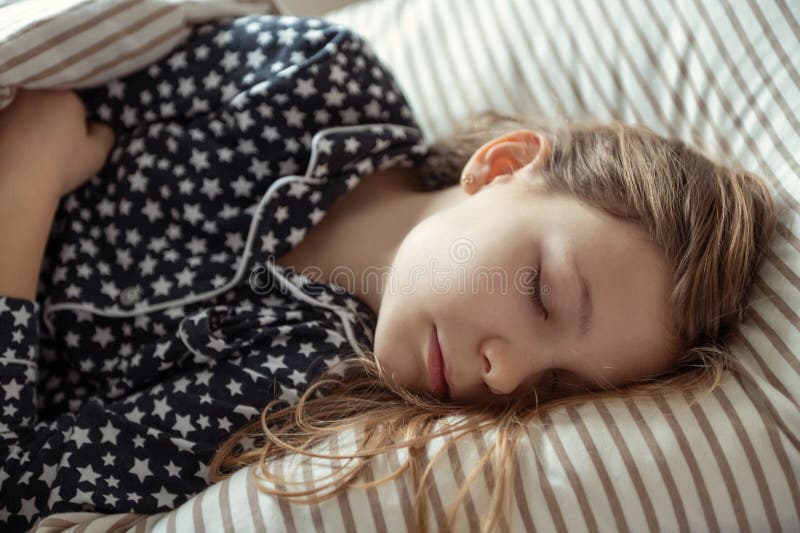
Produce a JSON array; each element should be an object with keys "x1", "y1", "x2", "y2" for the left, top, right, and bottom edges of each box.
[{"x1": 83, "y1": 121, "x2": 116, "y2": 172}]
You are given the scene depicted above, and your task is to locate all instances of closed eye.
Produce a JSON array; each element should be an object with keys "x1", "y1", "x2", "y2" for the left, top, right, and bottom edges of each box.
[{"x1": 530, "y1": 266, "x2": 549, "y2": 320}]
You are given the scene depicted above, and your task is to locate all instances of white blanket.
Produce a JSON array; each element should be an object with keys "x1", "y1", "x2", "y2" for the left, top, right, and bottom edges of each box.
[{"x1": 0, "y1": 0, "x2": 278, "y2": 110}]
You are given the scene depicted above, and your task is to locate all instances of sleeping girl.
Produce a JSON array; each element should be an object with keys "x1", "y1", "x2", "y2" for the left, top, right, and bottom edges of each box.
[{"x1": 0, "y1": 14, "x2": 776, "y2": 532}]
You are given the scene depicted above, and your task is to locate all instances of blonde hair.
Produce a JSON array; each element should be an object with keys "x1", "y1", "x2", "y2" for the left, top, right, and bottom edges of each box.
[{"x1": 209, "y1": 112, "x2": 777, "y2": 532}]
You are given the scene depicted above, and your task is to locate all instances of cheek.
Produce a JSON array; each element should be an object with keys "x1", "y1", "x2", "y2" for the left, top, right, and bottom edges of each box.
[{"x1": 372, "y1": 295, "x2": 426, "y2": 391}]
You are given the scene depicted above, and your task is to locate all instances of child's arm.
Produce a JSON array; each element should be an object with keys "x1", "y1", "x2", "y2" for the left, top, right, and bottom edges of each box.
[
  {"x1": 0, "y1": 181, "x2": 59, "y2": 300},
  {"x1": 0, "y1": 89, "x2": 115, "y2": 300}
]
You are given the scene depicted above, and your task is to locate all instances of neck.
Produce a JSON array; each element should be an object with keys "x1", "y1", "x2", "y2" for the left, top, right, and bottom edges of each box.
[{"x1": 278, "y1": 166, "x2": 464, "y2": 315}]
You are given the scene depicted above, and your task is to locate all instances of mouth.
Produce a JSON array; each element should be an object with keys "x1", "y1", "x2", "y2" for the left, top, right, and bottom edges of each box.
[{"x1": 427, "y1": 324, "x2": 450, "y2": 399}]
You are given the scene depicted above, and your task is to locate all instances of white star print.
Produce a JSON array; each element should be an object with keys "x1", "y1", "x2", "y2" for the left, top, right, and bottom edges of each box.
[
  {"x1": 151, "y1": 397, "x2": 170, "y2": 421},
  {"x1": 140, "y1": 255, "x2": 158, "y2": 276},
  {"x1": 294, "y1": 78, "x2": 317, "y2": 98},
  {"x1": 203, "y1": 70, "x2": 222, "y2": 90},
  {"x1": 100, "y1": 421, "x2": 120, "y2": 444},
  {"x1": 213, "y1": 28, "x2": 233, "y2": 47},
  {"x1": 221, "y1": 50, "x2": 240, "y2": 71},
  {"x1": 190, "y1": 149, "x2": 210, "y2": 171},
  {"x1": 40, "y1": 463, "x2": 57, "y2": 487},
  {"x1": 288, "y1": 369, "x2": 306, "y2": 386},
  {"x1": 108, "y1": 80, "x2": 125, "y2": 98},
  {"x1": 142, "y1": 199, "x2": 163, "y2": 222},
  {"x1": 340, "y1": 107, "x2": 361, "y2": 124},
  {"x1": 235, "y1": 110, "x2": 255, "y2": 131},
  {"x1": 303, "y1": 28, "x2": 325, "y2": 44},
  {"x1": 261, "y1": 125, "x2": 279, "y2": 141},
  {"x1": 173, "y1": 377, "x2": 191, "y2": 393},
  {"x1": 274, "y1": 205, "x2": 289, "y2": 223},
  {"x1": 178, "y1": 177, "x2": 195, "y2": 195},
  {"x1": 206, "y1": 336, "x2": 229, "y2": 352},
  {"x1": 127, "y1": 406, "x2": 146, "y2": 424},
  {"x1": 18, "y1": 497, "x2": 37, "y2": 521},
  {"x1": 226, "y1": 379, "x2": 243, "y2": 396},
  {"x1": 177, "y1": 76, "x2": 196, "y2": 97},
  {"x1": 221, "y1": 81, "x2": 239, "y2": 101},
  {"x1": 262, "y1": 354, "x2": 286, "y2": 373},
  {"x1": 277, "y1": 26, "x2": 299, "y2": 44},
  {"x1": 129, "y1": 171, "x2": 148, "y2": 192},
  {"x1": 231, "y1": 175, "x2": 254, "y2": 197},
  {"x1": 176, "y1": 267, "x2": 197, "y2": 287},
  {"x1": 3, "y1": 379, "x2": 22, "y2": 400},
  {"x1": 151, "y1": 276, "x2": 174, "y2": 296},
  {"x1": 131, "y1": 458, "x2": 152, "y2": 483},
  {"x1": 286, "y1": 227, "x2": 307, "y2": 247},
  {"x1": 186, "y1": 237, "x2": 207, "y2": 256},
  {"x1": 92, "y1": 326, "x2": 115, "y2": 348},
  {"x1": 165, "y1": 460, "x2": 181, "y2": 478},
  {"x1": 287, "y1": 181, "x2": 309, "y2": 198},
  {"x1": 322, "y1": 86, "x2": 346, "y2": 107},
  {"x1": 283, "y1": 106, "x2": 306, "y2": 127},
  {"x1": 154, "y1": 341, "x2": 171, "y2": 360},
  {"x1": 183, "y1": 203, "x2": 204, "y2": 225},
  {"x1": 261, "y1": 231, "x2": 279, "y2": 253},
  {"x1": 247, "y1": 48, "x2": 267, "y2": 68},
  {"x1": 298, "y1": 342, "x2": 315, "y2": 357},
  {"x1": 196, "y1": 370, "x2": 212, "y2": 386},
  {"x1": 200, "y1": 178, "x2": 223, "y2": 200},
  {"x1": 173, "y1": 414, "x2": 195, "y2": 438},
  {"x1": 71, "y1": 427, "x2": 92, "y2": 449},
  {"x1": 344, "y1": 136, "x2": 361, "y2": 153},
  {"x1": 248, "y1": 157, "x2": 270, "y2": 180},
  {"x1": 77, "y1": 465, "x2": 101, "y2": 484},
  {"x1": 325, "y1": 329, "x2": 347, "y2": 348},
  {"x1": 168, "y1": 50, "x2": 187, "y2": 71},
  {"x1": 10, "y1": 305, "x2": 31, "y2": 327}
]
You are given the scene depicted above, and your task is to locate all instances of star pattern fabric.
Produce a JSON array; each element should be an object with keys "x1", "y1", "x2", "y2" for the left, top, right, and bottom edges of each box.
[{"x1": 0, "y1": 14, "x2": 429, "y2": 531}]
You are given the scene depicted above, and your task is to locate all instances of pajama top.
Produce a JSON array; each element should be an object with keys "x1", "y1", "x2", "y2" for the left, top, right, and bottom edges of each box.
[{"x1": 0, "y1": 14, "x2": 431, "y2": 531}]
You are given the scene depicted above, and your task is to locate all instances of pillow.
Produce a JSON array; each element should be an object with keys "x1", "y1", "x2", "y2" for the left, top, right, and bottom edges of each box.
[
  {"x1": 327, "y1": 0, "x2": 800, "y2": 530},
  {"x1": 0, "y1": 0, "x2": 279, "y2": 111},
  {"x1": 32, "y1": 0, "x2": 800, "y2": 530}
]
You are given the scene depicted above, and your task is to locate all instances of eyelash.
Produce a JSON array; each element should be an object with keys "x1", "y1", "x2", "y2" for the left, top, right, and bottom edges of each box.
[
  {"x1": 549, "y1": 369, "x2": 560, "y2": 390},
  {"x1": 530, "y1": 266, "x2": 549, "y2": 321}
]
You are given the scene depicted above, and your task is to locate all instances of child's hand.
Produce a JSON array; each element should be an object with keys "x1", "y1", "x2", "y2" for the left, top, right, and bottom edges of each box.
[{"x1": 0, "y1": 88, "x2": 115, "y2": 200}]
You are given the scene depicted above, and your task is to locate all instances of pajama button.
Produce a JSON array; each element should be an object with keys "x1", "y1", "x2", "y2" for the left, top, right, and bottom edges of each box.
[{"x1": 120, "y1": 286, "x2": 141, "y2": 306}]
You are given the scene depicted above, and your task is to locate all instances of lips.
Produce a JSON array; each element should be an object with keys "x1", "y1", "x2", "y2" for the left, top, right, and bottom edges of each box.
[{"x1": 427, "y1": 324, "x2": 450, "y2": 399}]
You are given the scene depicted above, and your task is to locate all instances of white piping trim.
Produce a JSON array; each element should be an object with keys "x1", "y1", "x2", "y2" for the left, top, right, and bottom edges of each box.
[
  {"x1": 177, "y1": 318, "x2": 215, "y2": 364},
  {"x1": 43, "y1": 123, "x2": 420, "y2": 355},
  {"x1": 0, "y1": 357, "x2": 36, "y2": 368},
  {"x1": 262, "y1": 259, "x2": 369, "y2": 360}
]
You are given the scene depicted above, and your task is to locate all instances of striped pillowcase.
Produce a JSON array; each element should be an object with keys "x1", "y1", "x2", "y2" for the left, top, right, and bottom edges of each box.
[
  {"x1": 321, "y1": 0, "x2": 800, "y2": 530},
  {"x1": 0, "y1": 0, "x2": 279, "y2": 111}
]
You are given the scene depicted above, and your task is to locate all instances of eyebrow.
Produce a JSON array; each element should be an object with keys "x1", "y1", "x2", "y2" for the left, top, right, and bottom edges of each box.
[{"x1": 571, "y1": 254, "x2": 594, "y2": 337}]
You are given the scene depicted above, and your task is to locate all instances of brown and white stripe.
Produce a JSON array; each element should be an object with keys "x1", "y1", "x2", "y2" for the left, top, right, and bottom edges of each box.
[
  {"x1": 25, "y1": 0, "x2": 800, "y2": 530},
  {"x1": 327, "y1": 0, "x2": 800, "y2": 531},
  {"x1": 0, "y1": 0, "x2": 279, "y2": 111}
]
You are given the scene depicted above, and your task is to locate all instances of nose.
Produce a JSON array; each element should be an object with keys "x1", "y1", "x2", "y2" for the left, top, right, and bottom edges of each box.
[{"x1": 481, "y1": 339, "x2": 532, "y2": 396}]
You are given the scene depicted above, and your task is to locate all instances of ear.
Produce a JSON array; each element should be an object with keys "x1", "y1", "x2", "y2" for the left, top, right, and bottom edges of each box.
[{"x1": 460, "y1": 129, "x2": 549, "y2": 194}]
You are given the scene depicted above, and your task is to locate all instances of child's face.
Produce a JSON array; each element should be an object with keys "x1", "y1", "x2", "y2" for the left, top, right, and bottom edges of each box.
[{"x1": 372, "y1": 167, "x2": 678, "y2": 404}]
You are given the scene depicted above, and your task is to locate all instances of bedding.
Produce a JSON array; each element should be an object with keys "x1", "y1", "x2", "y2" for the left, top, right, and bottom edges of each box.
[
  {"x1": 0, "y1": 0, "x2": 279, "y2": 111},
  {"x1": 19, "y1": 0, "x2": 800, "y2": 530}
]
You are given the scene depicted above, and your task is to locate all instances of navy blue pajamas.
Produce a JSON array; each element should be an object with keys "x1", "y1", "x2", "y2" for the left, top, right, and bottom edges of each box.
[{"x1": 0, "y1": 14, "x2": 429, "y2": 531}]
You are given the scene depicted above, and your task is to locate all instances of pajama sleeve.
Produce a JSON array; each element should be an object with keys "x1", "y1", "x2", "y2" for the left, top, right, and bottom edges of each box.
[{"x1": 0, "y1": 296, "x2": 39, "y2": 444}]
